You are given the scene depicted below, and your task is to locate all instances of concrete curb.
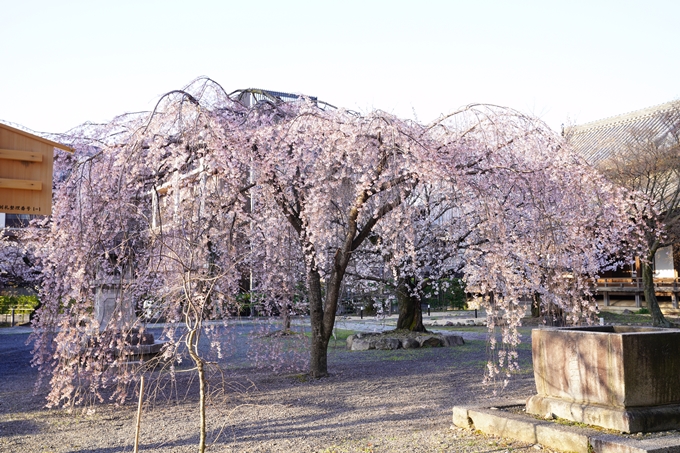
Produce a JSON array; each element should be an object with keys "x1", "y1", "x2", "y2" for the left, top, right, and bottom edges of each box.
[
  {"x1": 452, "y1": 402, "x2": 680, "y2": 453},
  {"x1": 0, "y1": 326, "x2": 32, "y2": 335}
]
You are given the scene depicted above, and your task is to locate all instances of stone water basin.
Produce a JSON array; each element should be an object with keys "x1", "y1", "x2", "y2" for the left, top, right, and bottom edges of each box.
[{"x1": 526, "y1": 325, "x2": 680, "y2": 432}]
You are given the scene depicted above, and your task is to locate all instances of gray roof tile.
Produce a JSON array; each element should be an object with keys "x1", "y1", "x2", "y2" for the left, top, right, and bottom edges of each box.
[{"x1": 566, "y1": 100, "x2": 680, "y2": 165}]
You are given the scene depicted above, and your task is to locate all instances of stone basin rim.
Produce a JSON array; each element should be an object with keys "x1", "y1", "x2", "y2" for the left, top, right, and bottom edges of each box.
[{"x1": 536, "y1": 326, "x2": 680, "y2": 335}]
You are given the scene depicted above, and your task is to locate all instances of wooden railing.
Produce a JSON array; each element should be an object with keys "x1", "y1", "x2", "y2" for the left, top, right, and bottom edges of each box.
[{"x1": 595, "y1": 277, "x2": 680, "y2": 308}]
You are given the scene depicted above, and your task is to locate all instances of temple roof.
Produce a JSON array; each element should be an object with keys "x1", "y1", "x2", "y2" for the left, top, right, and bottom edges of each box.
[{"x1": 566, "y1": 100, "x2": 680, "y2": 165}]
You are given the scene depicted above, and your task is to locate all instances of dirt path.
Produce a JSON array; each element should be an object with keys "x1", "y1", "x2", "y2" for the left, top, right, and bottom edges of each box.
[{"x1": 0, "y1": 328, "x2": 555, "y2": 452}]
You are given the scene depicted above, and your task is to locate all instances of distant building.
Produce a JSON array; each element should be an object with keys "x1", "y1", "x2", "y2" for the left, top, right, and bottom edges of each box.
[
  {"x1": 566, "y1": 101, "x2": 680, "y2": 308},
  {"x1": 230, "y1": 88, "x2": 336, "y2": 111},
  {"x1": 0, "y1": 122, "x2": 73, "y2": 228},
  {"x1": 566, "y1": 100, "x2": 680, "y2": 166}
]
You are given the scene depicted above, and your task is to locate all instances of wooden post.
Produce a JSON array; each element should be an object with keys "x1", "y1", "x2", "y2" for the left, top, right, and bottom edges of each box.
[
  {"x1": 134, "y1": 376, "x2": 145, "y2": 453},
  {"x1": 603, "y1": 292, "x2": 610, "y2": 307}
]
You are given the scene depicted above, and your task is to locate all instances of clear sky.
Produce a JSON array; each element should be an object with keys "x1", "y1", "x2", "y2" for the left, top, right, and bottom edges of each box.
[{"x1": 2, "y1": 0, "x2": 679, "y2": 135}]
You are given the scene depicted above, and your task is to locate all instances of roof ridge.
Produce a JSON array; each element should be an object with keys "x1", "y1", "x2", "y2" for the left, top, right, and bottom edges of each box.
[
  {"x1": 0, "y1": 121, "x2": 74, "y2": 152},
  {"x1": 568, "y1": 99, "x2": 680, "y2": 134}
]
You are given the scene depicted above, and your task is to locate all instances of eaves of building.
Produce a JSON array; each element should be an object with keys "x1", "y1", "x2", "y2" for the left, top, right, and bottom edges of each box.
[{"x1": 565, "y1": 100, "x2": 680, "y2": 165}]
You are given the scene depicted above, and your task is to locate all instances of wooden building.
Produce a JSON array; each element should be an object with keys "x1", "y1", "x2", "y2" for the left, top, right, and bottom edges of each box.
[
  {"x1": 566, "y1": 100, "x2": 680, "y2": 311},
  {"x1": 0, "y1": 122, "x2": 74, "y2": 227}
]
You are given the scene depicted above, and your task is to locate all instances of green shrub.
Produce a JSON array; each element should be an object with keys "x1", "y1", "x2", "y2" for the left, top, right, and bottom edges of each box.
[
  {"x1": 423, "y1": 278, "x2": 467, "y2": 310},
  {"x1": 0, "y1": 295, "x2": 39, "y2": 314}
]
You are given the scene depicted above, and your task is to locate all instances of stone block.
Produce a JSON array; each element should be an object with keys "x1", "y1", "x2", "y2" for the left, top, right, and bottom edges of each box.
[
  {"x1": 375, "y1": 338, "x2": 400, "y2": 350},
  {"x1": 529, "y1": 326, "x2": 680, "y2": 432},
  {"x1": 532, "y1": 326, "x2": 680, "y2": 407},
  {"x1": 443, "y1": 334, "x2": 465, "y2": 346},
  {"x1": 590, "y1": 433, "x2": 680, "y2": 453},
  {"x1": 527, "y1": 395, "x2": 680, "y2": 433},
  {"x1": 451, "y1": 406, "x2": 472, "y2": 428},
  {"x1": 466, "y1": 407, "x2": 590, "y2": 452},
  {"x1": 94, "y1": 283, "x2": 135, "y2": 330},
  {"x1": 127, "y1": 331, "x2": 155, "y2": 345},
  {"x1": 346, "y1": 334, "x2": 355, "y2": 349},
  {"x1": 416, "y1": 335, "x2": 443, "y2": 347},
  {"x1": 454, "y1": 403, "x2": 680, "y2": 453},
  {"x1": 401, "y1": 338, "x2": 420, "y2": 349},
  {"x1": 350, "y1": 338, "x2": 373, "y2": 351}
]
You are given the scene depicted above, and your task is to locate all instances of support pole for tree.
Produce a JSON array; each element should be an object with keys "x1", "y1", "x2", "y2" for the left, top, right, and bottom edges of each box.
[{"x1": 134, "y1": 376, "x2": 145, "y2": 453}]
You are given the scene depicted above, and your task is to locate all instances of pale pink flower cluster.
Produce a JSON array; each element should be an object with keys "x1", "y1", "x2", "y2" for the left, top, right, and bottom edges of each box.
[{"x1": 25, "y1": 78, "x2": 642, "y2": 405}]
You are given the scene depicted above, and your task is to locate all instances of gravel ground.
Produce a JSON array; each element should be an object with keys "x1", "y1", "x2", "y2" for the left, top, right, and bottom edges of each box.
[{"x1": 0, "y1": 325, "x2": 558, "y2": 453}]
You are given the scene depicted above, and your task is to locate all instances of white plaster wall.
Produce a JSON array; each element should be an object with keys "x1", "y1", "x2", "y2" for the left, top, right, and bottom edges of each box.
[{"x1": 654, "y1": 245, "x2": 676, "y2": 278}]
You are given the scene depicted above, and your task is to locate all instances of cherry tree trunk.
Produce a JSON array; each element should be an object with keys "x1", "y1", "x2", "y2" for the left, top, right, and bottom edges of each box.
[
  {"x1": 529, "y1": 292, "x2": 564, "y2": 325},
  {"x1": 531, "y1": 294, "x2": 541, "y2": 318},
  {"x1": 307, "y1": 269, "x2": 330, "y2": 378},
  {"x1": 395, "y1": 278, "x2": 427, "y2": 332},
  {"x1": 641, "y1": 256, "x2": 671, "y2": 327},
  {"x1": 281, "y1": 303, "x2": 292, "y2": 332}
]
